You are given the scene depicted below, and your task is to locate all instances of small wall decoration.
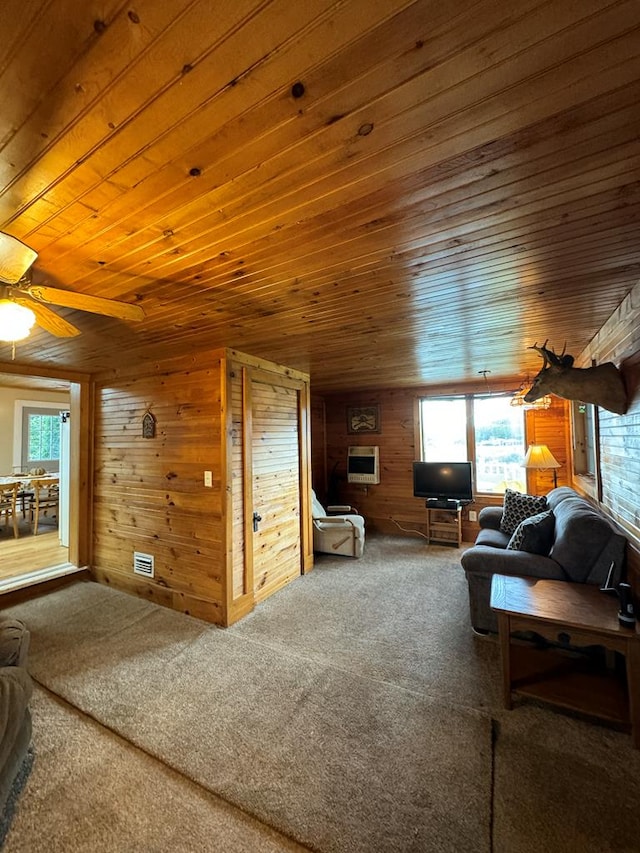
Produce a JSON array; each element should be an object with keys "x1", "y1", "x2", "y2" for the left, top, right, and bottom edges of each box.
[
  {"x1": 347, "y1": 405, "x2": 381, "y2": 434},
  {"x1": 142, "y1": 409, "x2": 157, "y2": 439}
]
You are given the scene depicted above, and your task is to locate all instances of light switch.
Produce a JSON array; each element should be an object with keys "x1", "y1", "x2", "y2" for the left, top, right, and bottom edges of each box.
[{"x1": 204, "y1": 470, "x2": 213, "y2": 487}]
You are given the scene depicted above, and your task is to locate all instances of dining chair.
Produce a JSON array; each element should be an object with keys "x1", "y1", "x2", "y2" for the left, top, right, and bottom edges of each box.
[
  {"x1": 29, "y1": 478, "x2": 60, "y2": 535},
  {"x1": 0, "y1": 482, "x2": 20, "y2": 539}
]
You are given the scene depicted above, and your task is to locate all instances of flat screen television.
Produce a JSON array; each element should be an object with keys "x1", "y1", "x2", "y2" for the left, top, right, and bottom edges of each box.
[{"x1": 412, "y1": 461, "x2": 473, "y2": 504}]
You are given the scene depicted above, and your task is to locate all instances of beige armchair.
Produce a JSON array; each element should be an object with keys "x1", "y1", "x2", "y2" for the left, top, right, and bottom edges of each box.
[{"x1": 311, "y1": 490, "x2": 365, "y2": 558}]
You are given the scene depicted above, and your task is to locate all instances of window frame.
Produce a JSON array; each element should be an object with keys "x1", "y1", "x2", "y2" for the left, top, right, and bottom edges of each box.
[
  {"x1": 13, "y1": 399, "x2": 64, "y2": 474},
  {"x1": 570, "y1": 400, "x2": 601, "y2": 501},
  {"x1": 417, "y1": 393, "x2": 526, "y2": 497}
]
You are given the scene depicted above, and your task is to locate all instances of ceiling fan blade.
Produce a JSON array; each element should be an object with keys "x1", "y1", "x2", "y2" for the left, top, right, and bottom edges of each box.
[
  {"x1": 14, "y1": 297, "x2": 81, "y2": 337},
  {"x1": 25, "y1": 284, "x2": 145, "y2": 321},
  {"x1": 0, "y1": 233, "x2": 38, "y2": 284}
]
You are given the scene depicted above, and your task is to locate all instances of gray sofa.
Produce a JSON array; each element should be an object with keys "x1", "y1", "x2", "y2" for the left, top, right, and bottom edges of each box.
[
  {"x1": 460, "y1": 487, "x2": 627, "y2": 633},
  {"x1": 0, "y1": 618, "x2": 32, "y2": 845}
]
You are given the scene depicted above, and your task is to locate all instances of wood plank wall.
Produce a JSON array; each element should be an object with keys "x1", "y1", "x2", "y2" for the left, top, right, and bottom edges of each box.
[
  {"x1": 92, "y1": 354, "x2": 227, "y2": 624},
  {"x1": 317, "y1": 384, "x2": 570, "y2": 543},
  {"x1": 229, "y1": 366, "x2": 247, "y2": 602},
  {"x1": 93, "y1": 348, "x2": 312, "y2": 627},
  {"x1": 226, "y1": 351, "x2": 313, "y2": 618},
  {"x1": 250, "y1": 378, "x2": 303, "y2": 604},
  {"x1": 524, "y1": 397, "x2": 571, "y2": 495},
  {"x1": 310, "y1": 396, "x2": 327, "y2": 499},
  {"x1": 577, "y1": 279, "x2": 640, "y2": 598}
]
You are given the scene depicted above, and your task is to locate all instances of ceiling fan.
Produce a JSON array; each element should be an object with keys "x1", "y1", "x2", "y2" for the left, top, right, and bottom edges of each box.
[{"x1": 0, "y1": 231, "x2": 145, "y2": 344}]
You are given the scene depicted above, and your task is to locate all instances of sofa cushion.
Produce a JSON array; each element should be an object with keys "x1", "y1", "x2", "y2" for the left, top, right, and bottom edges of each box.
[
  {"x1": 499, "y1": 488, "x2": 548, "y2": 536},
  {"x1": 549, "y1": 495, "x2": 626, "y2": 584},
  {"x1": 546, "y1": 487, "x2": 580, "y2": 511},
  {"x1": 478, "y1": 506, "x2": 503, "y2": 531},
  {"x1": 475, "y1": 527, "x2": 511, "y2": 549},
  {"x1": 507, "y1": 509, "x2": 555, "y2": 555}
]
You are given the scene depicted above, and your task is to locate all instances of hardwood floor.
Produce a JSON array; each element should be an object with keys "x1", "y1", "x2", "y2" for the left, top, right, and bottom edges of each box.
[{"x1": 0, "y1": 517, "x2": 69, "y2": 580}]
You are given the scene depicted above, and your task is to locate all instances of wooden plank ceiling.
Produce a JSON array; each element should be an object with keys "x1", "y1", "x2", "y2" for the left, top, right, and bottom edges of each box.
[{"x1": 0, "y1": 0, "x2": 638, "y2": 393}]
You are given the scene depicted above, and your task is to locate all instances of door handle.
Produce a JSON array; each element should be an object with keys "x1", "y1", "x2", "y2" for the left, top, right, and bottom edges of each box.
[{"x1": 253, "y1": 512, "x2": 262, "y2": 532}]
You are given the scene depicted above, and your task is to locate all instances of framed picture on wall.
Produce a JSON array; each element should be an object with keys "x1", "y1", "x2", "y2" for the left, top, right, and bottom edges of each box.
[{"x1": 347, "y1": 405, "x2": 381, "y2": 434}]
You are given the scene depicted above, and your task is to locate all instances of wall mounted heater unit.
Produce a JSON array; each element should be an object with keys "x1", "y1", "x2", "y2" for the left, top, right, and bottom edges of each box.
[
  {"x1": 133, "y1": 551, "x2": 155, "y2": 578},
  {"x1": 347, "y1": 446, "x2": 380, "y2": 484}
]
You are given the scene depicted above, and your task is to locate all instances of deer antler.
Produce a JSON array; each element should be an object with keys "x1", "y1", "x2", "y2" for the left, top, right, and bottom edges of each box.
[
  {"x1": 528, "y1": 340, "x2": 573, "y2": 368},
  {"x1": 558, "y1": 342, "x2": 574, "y2": 368},
  {"x1": 529, "y1": 340, "x2": 556, "y2": 368}
]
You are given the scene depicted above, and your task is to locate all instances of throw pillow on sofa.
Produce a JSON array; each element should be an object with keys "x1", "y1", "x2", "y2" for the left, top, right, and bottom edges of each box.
[
  {"x1": 507, "y1": 509, "x2": 555, "y2": 554},
  {"x1": 499, "y1": 488, "x2": 548, "y2": 536}
]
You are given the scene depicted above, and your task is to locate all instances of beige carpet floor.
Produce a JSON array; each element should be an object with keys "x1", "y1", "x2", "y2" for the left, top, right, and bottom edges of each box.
[
  {"x1": 3, "y1": 687, "x2": 307, "y2": 853},
  {"x1": 4, "y1": 533, "x2": 640, "y2": 852}
]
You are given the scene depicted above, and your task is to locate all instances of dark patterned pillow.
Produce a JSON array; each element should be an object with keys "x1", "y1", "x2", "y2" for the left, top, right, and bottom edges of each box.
[
  {"x1": 499, "y1": 488, "x2": 548, "y2": 536},
  {"x1": 507, "y1": 510, "x2": 555, "y2": 555}
]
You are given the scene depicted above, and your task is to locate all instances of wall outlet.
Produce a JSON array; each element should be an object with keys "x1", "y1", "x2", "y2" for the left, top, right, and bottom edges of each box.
[
  {"x1": 468, "y1": 510, "x2": 478, "y2": 522},
  {"x1": 204, "y1": 470, "x2": 213, "y2": 487}
]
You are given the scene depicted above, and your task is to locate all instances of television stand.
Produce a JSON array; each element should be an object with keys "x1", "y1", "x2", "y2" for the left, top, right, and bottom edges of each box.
[
  {"x1": 425, "y1": 503, "x2": 462, "y2": 547},
  {"x1": 426, "y1": 499, "x2": 460, "y2": 510}
]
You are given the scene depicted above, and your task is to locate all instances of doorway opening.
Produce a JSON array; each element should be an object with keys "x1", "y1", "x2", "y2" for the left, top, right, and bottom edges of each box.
[{"x1": 0, "y1": 371, "x2": 85, "y2": 593}]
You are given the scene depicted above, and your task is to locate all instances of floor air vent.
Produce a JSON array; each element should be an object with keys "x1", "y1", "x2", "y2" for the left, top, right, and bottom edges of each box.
[{"x1": 133, "y1": 551, "x2": 154, "y2": 578}]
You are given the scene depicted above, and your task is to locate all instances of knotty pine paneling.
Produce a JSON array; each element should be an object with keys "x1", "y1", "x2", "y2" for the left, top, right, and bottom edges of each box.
[
  {"x1": 322, "y1": 382, "x2": 572, "y2": 544},
  {"x1": 325, "y1": 387, "x2": 430, "y2": 539},
  {"x1": 93, "y1": 359, "x2": 226, "y2": 622},
  {"x1": 230, "y1": 367, "x2": 247, "y2": 602},
  {"x1": 576, "y1": 279, "x2": 640, "y2": 601},
  {"x1": 310, "y1": 395, "x2": 327, "y2": 500},
  {"x1": 524, "y1": 397, "x2": 571, "y2": 495},
  {"x1": 250, "y1": 378, "x2": 303, "y2": 603},
  {"x1": 93, "y1": 347, "x2": 311, "y2": 626},
  {"x1": 4, "y1": 2, "x2": 640, "y2": 399}
]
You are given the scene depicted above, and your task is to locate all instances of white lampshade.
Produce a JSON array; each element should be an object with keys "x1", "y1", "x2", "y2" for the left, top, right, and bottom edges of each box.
[
  {"x1": 523, "y1": 443, "x2": 561, "y2": 488},
  {"x1": 0, "y1": 299, "x2": 36, "y2": 342},
  {"x1": 522, "y1": 444, "x2": 560, "y2": 470}
]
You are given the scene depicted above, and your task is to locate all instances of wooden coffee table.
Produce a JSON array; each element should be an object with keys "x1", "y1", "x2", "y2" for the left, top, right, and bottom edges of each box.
[{"x1": 490, "y1": 574, "x2": 640, "y2": 747}]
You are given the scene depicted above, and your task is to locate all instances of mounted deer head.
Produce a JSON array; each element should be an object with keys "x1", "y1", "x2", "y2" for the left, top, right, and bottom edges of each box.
[{"x1": 524, "y1": 340, "x2": 627, "y2": 415}]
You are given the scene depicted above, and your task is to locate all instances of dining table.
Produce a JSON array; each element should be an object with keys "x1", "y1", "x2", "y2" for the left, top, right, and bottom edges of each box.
[{"x1": 0, "y1": 475, "x2": 60, "y2": 535}]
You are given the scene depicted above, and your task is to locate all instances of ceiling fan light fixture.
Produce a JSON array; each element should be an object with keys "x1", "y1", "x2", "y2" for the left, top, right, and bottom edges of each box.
[{"x1": 0, "y1": 298, "x2": 36, "y2": 341}]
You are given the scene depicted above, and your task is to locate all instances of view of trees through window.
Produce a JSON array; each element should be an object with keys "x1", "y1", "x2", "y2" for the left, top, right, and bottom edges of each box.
[
  {"x1": 419, "y1": 395, "x2": 525, "y2": 494},
  {"x1": 473, "y1": 396, "x2": 525, "y2": 492},
  {"x1": 27, "y1": 413, "x2": 61, "y2": 464}
]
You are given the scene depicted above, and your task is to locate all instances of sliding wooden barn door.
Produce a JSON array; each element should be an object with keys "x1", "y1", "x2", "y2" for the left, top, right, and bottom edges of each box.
[{"x1": 248, "y1": 372, "x2": 303, "y2": 603}]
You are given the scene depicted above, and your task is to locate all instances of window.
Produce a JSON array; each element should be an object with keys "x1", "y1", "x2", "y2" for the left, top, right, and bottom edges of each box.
[
  {"x1": 418, "y1": 395, "x2": 525, "y2": 495},
  {"x1": 420, "y1": 398, "x2": 467, "y2": 462},
  {"x1": 572, "y1": 401, "x2": 596, "y2": 477},
  {"x1": 473, "y1": 396, "x2": 526, "y2": 493},
  {"x1": 21, "y1": 407, "x2": 62, "y2": 472},
  {"x1": 571, "y1": 400, "x2": 600, "y2": 500}
]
